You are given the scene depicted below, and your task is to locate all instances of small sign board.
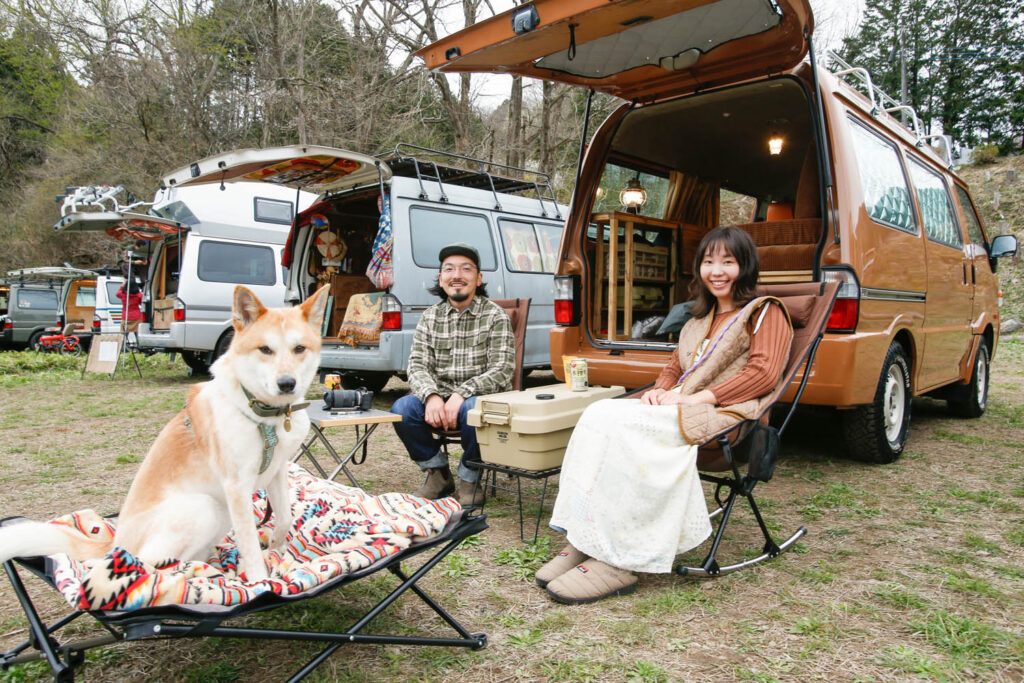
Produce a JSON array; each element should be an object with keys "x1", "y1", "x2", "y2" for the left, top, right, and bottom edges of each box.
[{"x1": 84, "y1": 335, "x2": 124, "y2": 375}]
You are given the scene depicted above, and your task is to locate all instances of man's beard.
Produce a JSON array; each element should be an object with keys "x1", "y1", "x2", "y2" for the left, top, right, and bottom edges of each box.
[{"x1": 449, "y1": 291, "x2": 470, "y2": 303}]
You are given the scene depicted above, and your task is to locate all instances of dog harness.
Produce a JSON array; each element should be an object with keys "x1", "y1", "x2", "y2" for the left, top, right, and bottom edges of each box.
[{"x1": 182, "y1": 388, "x2": 309, "y2": 475}]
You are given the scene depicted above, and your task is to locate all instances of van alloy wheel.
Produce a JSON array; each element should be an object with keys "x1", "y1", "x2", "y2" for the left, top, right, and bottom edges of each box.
[
  {"x1": 27, "y1": 330, "x2": 45, "y2": 352},
  {"x1": 842, "y1": 341, "x2": 912, "y2": 464},
  {"x1": 947, "y1": 342, "x2": 989, "y2": 418},
  {"x1": 181, "y1": 350, "x2": 211, "y2": 375}
]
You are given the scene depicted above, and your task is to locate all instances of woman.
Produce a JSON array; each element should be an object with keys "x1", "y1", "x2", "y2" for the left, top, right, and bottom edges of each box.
[
  {"x1": 116, "y1": 283, "x2": 143, "y2": 342},
  {"x1": 537, "y1": 226, "x2": 793, "y2": 604}
]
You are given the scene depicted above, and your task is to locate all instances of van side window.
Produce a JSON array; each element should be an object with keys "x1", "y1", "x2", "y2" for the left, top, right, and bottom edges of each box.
[
  {"x1": 75, "y1": 286, "x2": 96, "y2": 307},
  {"x1": 409, "y1": 207, "x2": 497, "y2": 270},
  {"x1": 953, "y1": 185, "x2": 986, "y2": 245},
  {"x1": 499, "y1": 219, "x2": 558, "y2": 273},
  {"x1": 18, "y1": 289, "x2": 57, "y2": 310},
  {"x1": 846, "y1": 117, "x2": 917, "y2": 234},
  {"x1": 197, "y1": 240, "x2": 277, "y2": 286},
  {"x1": 907, "y1": 159, "x2": 962, "y2": 248},
  {"x1": 105, "y1": 282, "x2": 121, "y2": 303},
  {"x1": 254, "y1": 197, "x2": 294, "y2": 225}
]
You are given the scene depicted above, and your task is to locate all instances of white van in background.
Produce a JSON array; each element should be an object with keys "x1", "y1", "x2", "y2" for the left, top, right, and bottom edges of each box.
[
  {"x1": 162, "y1": 144, "x2": 567, "y2": 391},
  {"x1": 55, "y1": 182, "x2": 315, "y2": 373}
]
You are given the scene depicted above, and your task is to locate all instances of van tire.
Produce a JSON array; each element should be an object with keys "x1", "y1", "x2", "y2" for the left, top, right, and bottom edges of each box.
[
  {"x1": 341, "y1": 372, "x2": 391, "y2": 393},
  {"x1": 181, "y1": 350, "x2": 211, "y2": 375},
  {"x1": 27, "y1": 330, "x2": 45, "y2": 352},
  {"x1": 214, "y1": 330, "x2": 235, "y2": 360},
  {"x1": 947, "y1": 342, "x2": 989, "y2": 418},
  {"x1": 842, "y1": 342, "x2": 911, "y2": 464}
]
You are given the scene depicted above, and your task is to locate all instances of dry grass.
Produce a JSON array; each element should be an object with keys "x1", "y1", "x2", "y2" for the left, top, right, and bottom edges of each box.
[{"x1": 0, "y1": 349, "x2": 1022, "y2": 682}]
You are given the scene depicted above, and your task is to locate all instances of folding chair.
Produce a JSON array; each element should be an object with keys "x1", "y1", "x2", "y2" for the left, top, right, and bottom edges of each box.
[
  {"x1": 676, "y1": 280, "x2": 840, "y2": 577},
  {"x1": 429, "y1": 298, "x2": 530, "y2": 478},
  {"x1": 0, "y1": 506, "x2": 488, "y2": 682}
]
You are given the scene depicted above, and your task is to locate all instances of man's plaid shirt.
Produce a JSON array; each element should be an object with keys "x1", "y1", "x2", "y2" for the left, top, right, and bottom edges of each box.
[{"x1": 407, "y1": 295, "x2": 514, "y2": 403}]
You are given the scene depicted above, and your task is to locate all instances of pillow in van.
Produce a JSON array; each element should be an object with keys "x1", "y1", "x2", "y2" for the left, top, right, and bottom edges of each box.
[
  {"x1": 656, "y1": 301, "x2": 694, "y2": 336},
  {"x1": 337, "y1": 293, "x2": 383, "y2": 347}
]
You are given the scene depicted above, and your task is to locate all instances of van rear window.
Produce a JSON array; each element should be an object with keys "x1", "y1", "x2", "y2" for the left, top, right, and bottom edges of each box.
[
  {"x1": 197, "y1": 240, "x2": 277, "y2": 285},
  {"x1": 846, "y1": 117, "x2": 917, "y2": 234},
  {"x1": 499, "y1": 220, "x2": 561, "y2": 273},
  {"x1": 17, "y1": 289, "x2": 57, "y2": 310},
  {"x1": 409, "y1": 207, "x2": 497, "y2": 270}
]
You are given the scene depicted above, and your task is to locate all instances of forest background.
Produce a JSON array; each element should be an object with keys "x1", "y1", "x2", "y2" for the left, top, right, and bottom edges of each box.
[{"x1": 1, "y1": 0, "x2": 1022, "y2": 274}]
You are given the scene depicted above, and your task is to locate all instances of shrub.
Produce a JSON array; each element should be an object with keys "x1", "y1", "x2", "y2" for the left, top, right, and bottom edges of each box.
[{"x1": 972, "y1": 144, "x2": 1000, "y2": 165}]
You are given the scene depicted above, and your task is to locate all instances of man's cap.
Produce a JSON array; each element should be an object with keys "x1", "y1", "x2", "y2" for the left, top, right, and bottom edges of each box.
[{"x1": 438, "y1": 242, "x2": 480, "y2": 269}]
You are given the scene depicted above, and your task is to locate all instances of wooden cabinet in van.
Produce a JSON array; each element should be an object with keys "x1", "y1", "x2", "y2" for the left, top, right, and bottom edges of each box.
[{"x1": 419, "y1": 0, "x2": 1019, "y2": 464}]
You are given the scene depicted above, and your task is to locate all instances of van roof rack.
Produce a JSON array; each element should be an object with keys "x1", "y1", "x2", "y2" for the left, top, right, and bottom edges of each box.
[
  {"x1": 380, "y1": 143, "x2": 561, "y2": 219},
  {"x1": 827, "y1": 51, "x2": 956, "y2": 169}
]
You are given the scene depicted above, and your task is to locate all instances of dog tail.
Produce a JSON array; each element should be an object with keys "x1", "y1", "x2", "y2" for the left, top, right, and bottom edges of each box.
[{"x1": 0, "y1": 520, "x2": 113, "y2": 564}]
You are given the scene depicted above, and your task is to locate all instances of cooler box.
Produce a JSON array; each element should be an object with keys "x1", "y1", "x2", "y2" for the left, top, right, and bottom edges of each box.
[{"x1": 467, "y1": 383, "x2": 625, "y2": 470}]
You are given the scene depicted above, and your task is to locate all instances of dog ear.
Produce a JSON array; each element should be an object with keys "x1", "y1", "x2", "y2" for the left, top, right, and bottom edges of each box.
[
  {"x1": 233, "y1": 286, "x2": 267, "y2": 332},
  {"x1": 299, "y1": 284, "x2": 330, "y2": 329}
]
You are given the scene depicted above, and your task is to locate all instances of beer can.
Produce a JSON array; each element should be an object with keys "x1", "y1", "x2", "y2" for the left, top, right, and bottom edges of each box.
[
  {"x1": 324, "y1": 374, "x2": 341, "y2": 390},
  {"x1": 569, "y1": 358, "x2": 589, "y2": 391}
]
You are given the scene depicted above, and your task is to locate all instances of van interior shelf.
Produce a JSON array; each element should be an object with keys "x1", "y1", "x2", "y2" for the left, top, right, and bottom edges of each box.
[{"x1": 589, "y1": 211, "x2": 697, "y2": 342}]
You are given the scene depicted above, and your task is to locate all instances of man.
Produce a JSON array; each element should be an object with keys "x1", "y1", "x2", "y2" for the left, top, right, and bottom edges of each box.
[{"x1": 391, "y1": 243, "x2": 514, "y2": 506}]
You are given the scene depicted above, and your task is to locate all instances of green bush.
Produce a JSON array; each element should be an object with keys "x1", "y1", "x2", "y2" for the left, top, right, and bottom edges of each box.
[{"x1": 972, "y1": 144, "x2": 1000, "y2": 165}]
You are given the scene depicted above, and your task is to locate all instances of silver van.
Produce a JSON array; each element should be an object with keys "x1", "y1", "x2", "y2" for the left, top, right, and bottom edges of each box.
[
  {"x1": 1, "y1": 267, "x2": 96, "y2": 349},
  {"x1": 55, "y1": 182, "x2": 315, "y2": 373},
  {"x1": 162, "y1": 144, "x2": 567, "y2": 391}
]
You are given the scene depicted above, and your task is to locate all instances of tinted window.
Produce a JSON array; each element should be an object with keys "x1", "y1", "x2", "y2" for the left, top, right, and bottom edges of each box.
[
  {"x1": 105, "y1": 281, "x2": 122, "y2": 303},
  {"x1": 409, "y1": 207, "x2": 497, "y2": 270},
  {"x1": 592, "y1": 162, "x2": 669, "y2": 219},
  {"x1": 847, "y1": 117, "x2": 917, "y2": 233},
  {"x1": 75, "y1": 286, "x2": 96, "y2": 307},
  {"x1": 254, "y1": 197, "x2": 294, "y2": 225},
  {"x1": 499, "y1": 219, "x2": 561, "y2": 273},
  {"x1": 197, "y1": 240, "x2": 277, "y2": 285},
  {"x1": 954, "y1": 185, "x2": 986, "y2": 245},
  {"x1": 908, "y1": 158, "x2": 961, "y2": 248},
  {"x1": 17, "y1": 289, "x2": 58, "y2": 310}
]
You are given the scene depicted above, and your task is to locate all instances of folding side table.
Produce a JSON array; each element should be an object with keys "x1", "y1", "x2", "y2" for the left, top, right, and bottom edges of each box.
[{"x1": 293, "y1": 404, "x2": 402, "y2": 488}]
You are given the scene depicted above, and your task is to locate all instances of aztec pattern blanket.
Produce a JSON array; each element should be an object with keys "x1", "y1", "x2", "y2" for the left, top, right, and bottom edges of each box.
[{"x1": 48, "y1": 465, "x2": 460, "y2": 612}]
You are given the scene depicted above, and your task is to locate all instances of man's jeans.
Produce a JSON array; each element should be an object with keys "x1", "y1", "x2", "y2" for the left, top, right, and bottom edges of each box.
[{"x1": 390, "y1": 394, "x2": 481, "y2": 483}]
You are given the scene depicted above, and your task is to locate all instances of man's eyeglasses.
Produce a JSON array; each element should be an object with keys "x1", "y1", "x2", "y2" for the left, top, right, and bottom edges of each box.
[{"x1": 440, "y1": 264, "x2": 478, "y2": 275}]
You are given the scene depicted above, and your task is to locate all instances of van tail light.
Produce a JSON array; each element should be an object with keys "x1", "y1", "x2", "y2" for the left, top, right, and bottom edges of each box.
[
  {"x1": 93, "y1": 316, "x2": 101, "y2": 332},
  {"x1": 173, "y1": 298, "x2": 186, "y2": 322},
  {"x1": 998, "y1": 290, "x2": 1004, "y2": 307},
  {"x1": 822, "y1": 268, "x2": 860, "y2": 333},
  {"x1": 554, "y1": 275, "x2": 581, "y2": 326},
  {"x1": 380, "y1": 294, "x2": 402, "y2": 331},
  {"x1": 3, "y1": 320, "x2": 11, "y2": 330}
]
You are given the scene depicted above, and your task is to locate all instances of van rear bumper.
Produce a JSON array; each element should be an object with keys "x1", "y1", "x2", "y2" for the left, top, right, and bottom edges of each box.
[
  {"x1": 780, "y1": 333, "x2": 891, "y2": 407},
  {"x1": 137, "y1": 325, "x2": 182, "y2": 351},
  {"x1": 318, "y1": 332, "x2": 409, "y2": 372}
]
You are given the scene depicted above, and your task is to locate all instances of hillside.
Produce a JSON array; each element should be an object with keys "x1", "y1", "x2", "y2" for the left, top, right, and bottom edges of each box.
[{"x1": 958, "y1": 154, "x2": 1024, "y2": 327}]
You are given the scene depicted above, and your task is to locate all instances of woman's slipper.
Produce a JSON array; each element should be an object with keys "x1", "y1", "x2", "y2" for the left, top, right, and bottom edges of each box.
[
  {"x1": 534, "y1": 545, "x2": 588, "y2": 588},
  {"x1": 545, "y1": 559, "x2": 638, "y2": 604}
]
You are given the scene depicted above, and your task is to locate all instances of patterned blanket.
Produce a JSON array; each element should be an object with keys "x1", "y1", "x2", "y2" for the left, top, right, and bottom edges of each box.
[{"x1": 48, "y1": 465, "x2": 460, "y2": 612}]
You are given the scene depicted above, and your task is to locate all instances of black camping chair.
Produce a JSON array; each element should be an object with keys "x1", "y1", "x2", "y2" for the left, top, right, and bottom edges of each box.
[
  {"x1": 679, "y1": 280, "x2": 840, "y2": 577},
  {"x1": 0, "y1": 509, "x2": 488, "y2": 682},
  {"x1": 619, "y1": 281, "x2": 839, "y2": 577}
]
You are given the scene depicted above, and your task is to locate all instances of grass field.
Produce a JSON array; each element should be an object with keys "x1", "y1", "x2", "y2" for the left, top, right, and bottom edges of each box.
[{"x1": 0, "y1": 346, "x2": 1021, "y2": 682}]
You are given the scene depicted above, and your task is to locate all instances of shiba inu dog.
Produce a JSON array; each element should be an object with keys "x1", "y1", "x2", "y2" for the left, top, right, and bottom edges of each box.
[{"x1": 0, "y1": 284, "x2": 329, "y2": 582}]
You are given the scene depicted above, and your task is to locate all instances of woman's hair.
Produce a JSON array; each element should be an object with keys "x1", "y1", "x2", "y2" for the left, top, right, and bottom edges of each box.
[{"x1": 687, "y1": 226, "x2": 759, "y2": 318}]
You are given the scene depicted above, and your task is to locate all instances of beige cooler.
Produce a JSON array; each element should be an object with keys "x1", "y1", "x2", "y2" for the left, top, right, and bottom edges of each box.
[{"x1": 467, "y1": 383, "x2": 625, "y2": 471}]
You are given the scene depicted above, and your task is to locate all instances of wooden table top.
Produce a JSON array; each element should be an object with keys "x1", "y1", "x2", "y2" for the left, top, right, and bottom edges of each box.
[{"x1": 306, "y1": 404, "x2": 403, "y2": 428}]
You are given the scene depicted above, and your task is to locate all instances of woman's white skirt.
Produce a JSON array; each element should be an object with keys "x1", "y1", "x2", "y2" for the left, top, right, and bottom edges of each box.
[{"x1": 549, "y1": 398, "x2": 712, "y2": 573}]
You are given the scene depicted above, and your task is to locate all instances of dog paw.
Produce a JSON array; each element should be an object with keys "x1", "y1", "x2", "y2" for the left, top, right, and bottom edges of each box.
[{"x1": 242, "y1": 562, "x2": 269, "y2": 583}]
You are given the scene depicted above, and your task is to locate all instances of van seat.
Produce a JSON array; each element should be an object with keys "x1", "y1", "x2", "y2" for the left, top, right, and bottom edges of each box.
[{"x1": 734, "y1": 218, "x2": 820, "y2": 272}]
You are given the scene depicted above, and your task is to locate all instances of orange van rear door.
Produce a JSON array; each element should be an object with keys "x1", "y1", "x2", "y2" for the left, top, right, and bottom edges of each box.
[{"x1": 417, "y1": 0, "x2": 813, "y2": 101}]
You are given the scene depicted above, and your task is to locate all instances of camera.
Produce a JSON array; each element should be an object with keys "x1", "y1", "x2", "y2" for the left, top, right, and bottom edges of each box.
[{"x1": 323, "y1": 387, "x2": 373, "y2": 412}]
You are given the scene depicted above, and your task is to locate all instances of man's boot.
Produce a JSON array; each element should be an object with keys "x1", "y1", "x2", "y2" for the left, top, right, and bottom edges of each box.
[
  {"x1": 415, "y1": 464, "x2": 455, "y2": 499},
  {"x1": 457, "y1": 478, "x2": 485, "y2": 508}
]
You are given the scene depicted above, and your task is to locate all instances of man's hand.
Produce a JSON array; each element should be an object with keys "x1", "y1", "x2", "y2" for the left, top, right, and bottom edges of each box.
[
  {"x1": 443, "y1": 393, "x2": 466, "y2": 430},
  {"x1": 424, "y1": 394, "x2": 446, "y2": 428}
]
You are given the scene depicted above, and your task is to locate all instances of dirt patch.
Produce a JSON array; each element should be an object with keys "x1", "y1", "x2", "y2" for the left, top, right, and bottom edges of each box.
[{"x1": 0, "y1": 350, "x2": 1021, "y2": 681}]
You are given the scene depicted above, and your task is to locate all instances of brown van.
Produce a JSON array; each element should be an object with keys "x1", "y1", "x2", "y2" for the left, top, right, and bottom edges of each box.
[{"x1": 418, "y1": 0, "x2": 1018, "y2": 463}]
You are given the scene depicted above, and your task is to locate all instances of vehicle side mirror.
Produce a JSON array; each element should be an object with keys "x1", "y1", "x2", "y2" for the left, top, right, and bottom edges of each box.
[{"x1": 989, "y1": 234, "x2": 1017, "y2": 259}]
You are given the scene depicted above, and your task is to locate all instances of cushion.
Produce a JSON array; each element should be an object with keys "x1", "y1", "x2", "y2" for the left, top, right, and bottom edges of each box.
[
  {"x1": 776, "y1": 294, "x2": 815, "y2": 329},
  {"x1": 656, "y1": 301, "x2": 694, "y2": 335},
  {"x1": 337, "y1": 292, "x2": 383, "y2": 346}
]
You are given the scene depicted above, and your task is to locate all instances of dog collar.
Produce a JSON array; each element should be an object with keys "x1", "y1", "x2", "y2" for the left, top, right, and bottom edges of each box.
[{"x1": 241, "y1": 386, "x2": 309, "y2": 433}]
